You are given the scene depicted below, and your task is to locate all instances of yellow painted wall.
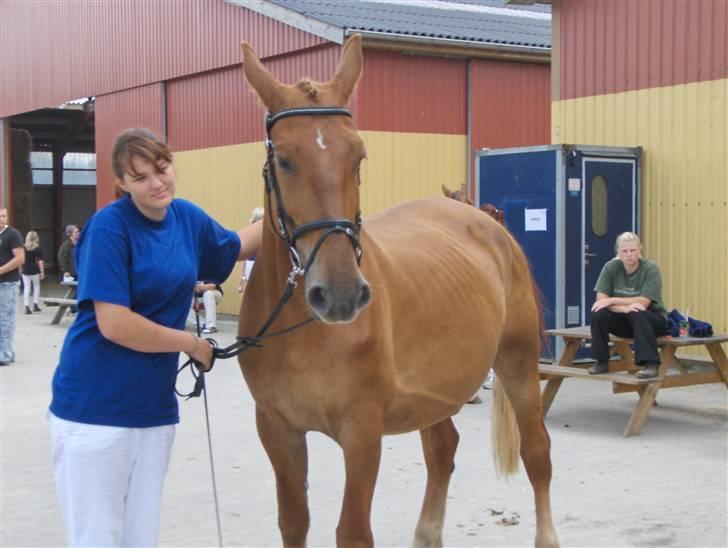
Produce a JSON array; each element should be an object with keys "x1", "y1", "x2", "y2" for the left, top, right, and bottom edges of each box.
[
  {"x1": 552, "y1": 78, "x2": 728, "y2": 338},
  {"x1": 174, "y1": 131, "x2": 466, "y2": 315}
]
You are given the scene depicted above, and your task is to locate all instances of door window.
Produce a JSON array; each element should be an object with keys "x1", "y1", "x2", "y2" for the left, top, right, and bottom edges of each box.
[{"x1": 591, "y1": 175, "x2": 608, "y2": 236}]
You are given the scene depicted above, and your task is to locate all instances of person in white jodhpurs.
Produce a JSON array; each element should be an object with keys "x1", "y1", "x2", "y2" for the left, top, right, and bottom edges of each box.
[
  {"x1": 21, "y1": 230, "x2": 45, "y2": 314},
  {"x1": 193, "y1": 281, "x2": 223, "y2": 334}
]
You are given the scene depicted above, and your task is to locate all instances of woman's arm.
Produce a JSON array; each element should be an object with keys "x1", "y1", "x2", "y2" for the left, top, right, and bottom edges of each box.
[
  {"x1": 0, "y1": 247, "x2": 25, "y2": 275},
  {"x1": 237, "y1": 220, "x2": 263, "y2": 261},
  {"x1": 38, "y1": 259, "x2": 45, "y2": 280},
  {"x1": 95, "y1": 301, "x2": 213, "y2": 369},
  {"x1": 592, "y1": 291, "x2": 650, "y2": 312},
  {"x1": 194, "y1": 282, "x2": 217, "y2": 293}
]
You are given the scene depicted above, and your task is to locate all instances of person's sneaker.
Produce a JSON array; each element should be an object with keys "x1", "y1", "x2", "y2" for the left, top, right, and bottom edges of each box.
[
  {"x1": 637, "y1": 364, "x2": 659, "y2": 379},
  {"x1": 33, "y1": 304, "x2": 41, "y2": 312},
  {"x1": 483, "y1": 369, "x2": 495, "y2": 390},
  {"x1": 24, "y1": 306, "x2": 32, "y2": 315},
  {"x1": 588, "y1": 361, "x2": 609, "y2": 374},
  {"x1": 201, "y1": 326, "x2": 218, "y2": 334},
  {"x1": 0, "y1": 362, "x2": 9, "y2": 367}
]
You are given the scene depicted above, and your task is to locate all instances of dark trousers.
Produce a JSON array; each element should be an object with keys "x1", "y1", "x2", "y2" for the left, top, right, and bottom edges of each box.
[{"x1": 590, "y1": 308, "x2": 668, "y2": 365}]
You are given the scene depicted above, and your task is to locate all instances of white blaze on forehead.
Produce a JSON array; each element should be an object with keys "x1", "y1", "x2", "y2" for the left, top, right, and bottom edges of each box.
[{"x1": 316, "y1": 128, "x2": 327, "y2": 150}]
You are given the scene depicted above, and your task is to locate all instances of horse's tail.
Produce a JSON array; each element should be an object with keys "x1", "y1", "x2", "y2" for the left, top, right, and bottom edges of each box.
[{"x1": 491, "y1": 373, "x2": 520, "y2": 477}]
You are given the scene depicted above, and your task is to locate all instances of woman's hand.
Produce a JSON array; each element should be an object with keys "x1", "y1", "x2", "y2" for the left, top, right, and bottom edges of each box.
[{"x1": 188, "y1": 333, "x2": 214, "y2": 371}]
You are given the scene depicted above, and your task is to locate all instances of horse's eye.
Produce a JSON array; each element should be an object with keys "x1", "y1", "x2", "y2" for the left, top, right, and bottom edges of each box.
[{"x1": 277, "y1": 156, "x2": 292, "y2": 172}]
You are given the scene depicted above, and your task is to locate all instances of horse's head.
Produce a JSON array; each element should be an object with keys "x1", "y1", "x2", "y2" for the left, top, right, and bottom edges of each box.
[{"x1": 241, "y1": 35, "x2": 371, "y2": 324}]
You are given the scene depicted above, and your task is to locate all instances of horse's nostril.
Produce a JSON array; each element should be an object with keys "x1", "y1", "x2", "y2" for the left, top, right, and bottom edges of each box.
[
  {"x1": 307, "y1": 285, "x2": 328, "y2": 311},
  {"x1": 357, "y1": 282, "x2": 371, "y2": 309}
]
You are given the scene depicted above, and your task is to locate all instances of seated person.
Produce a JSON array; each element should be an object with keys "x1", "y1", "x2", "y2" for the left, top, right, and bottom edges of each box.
[
  {"x1": 589, "y1": 232, "x2": 668, "y2": 379},
  {"x1": 192, "y1": 281, "x2": 223, "y2": 334}
]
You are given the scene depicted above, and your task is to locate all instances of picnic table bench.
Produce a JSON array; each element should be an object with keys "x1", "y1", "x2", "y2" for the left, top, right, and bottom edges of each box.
[
  {"x1": 43, "y1": 280, "x2": 77, "y2": 325},
  {"x1": 540, "y1": 325, "x2": 728, "y2": 436}
]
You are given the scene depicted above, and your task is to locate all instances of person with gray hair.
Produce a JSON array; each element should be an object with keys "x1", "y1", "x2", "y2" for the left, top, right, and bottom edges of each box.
[
  {"x1": 57, "y1": 224, "x2": 80, "y2": 281},
  {"x1": 589, "y1": 231, "x2": 668, "y2": 379}
]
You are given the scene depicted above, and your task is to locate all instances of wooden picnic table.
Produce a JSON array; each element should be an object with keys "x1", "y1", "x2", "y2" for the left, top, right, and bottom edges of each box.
[
  {"x1": 43, "y1": 280, "x2": 78, "y2": 325},
  {"x1": 540, "y1": 325, "x2": 728, "y2": 436}
]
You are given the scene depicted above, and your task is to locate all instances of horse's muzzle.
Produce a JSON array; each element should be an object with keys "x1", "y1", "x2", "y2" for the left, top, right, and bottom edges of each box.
[{"x1": 306, "y1": 276, "x2": 371, "y2": 324}]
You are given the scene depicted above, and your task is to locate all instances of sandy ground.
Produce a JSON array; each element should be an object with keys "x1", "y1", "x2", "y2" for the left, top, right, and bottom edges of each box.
[{"x1": 1, "y1": 292, "x2": 726, "y2": 547}]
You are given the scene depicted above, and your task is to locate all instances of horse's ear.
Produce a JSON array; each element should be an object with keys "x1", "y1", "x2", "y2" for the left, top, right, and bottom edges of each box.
[
  {"x1": 329, "y1": 34, "x2": 363, "y2": 104},
  {"x1": 241, "y1": 41, "x2": 286, "y2": 112},
  {"x1": 442, "y1": 184, "x2": 454, "y2": 198}
]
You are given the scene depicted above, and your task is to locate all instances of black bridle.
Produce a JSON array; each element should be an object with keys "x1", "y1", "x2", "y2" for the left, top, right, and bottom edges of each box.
[
  {"x1": 176, "y1": 106, "x2": 363, "y2": 398},
  {"x1": 263, "y1": 106, "x2": 363, "y2": 276}
]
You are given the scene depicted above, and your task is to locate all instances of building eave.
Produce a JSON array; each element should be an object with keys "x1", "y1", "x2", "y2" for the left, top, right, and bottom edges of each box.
[
  {"x1": 353, "y1": 30, "x2": 550, "y2": 64},
  {"x1": 226, "y1": 0, "x2": 346, "y2": 45}
]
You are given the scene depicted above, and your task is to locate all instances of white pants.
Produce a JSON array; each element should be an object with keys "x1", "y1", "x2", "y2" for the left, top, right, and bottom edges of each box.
[
  {"x1": 49, "y1": 413, "x2": 175, "y2": 547},
  {"x1": 201, "y1": 289, "x2": 222, "y2": 328},
  {"x1": 21, "y1": 273, "x2": 41, "y2": 306}
]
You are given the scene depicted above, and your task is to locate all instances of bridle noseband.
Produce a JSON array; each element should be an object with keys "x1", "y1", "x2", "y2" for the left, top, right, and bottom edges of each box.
[{"x1": 263, "y1": 107, "x2": 363, "y2": 280}]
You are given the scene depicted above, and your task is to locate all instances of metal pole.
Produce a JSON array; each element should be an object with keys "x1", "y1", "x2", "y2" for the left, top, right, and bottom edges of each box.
[{"x1": 0, "y1": 119, "x2": 8, "y2": 208}]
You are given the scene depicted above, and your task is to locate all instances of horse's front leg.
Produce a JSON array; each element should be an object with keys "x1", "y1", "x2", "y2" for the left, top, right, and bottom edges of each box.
[
  {"x1": 256, "y1": 406, "x2": 310, "y2": 547},
  {"x1": 335, "y1": 412, "x2": 384, "y2": 547}
]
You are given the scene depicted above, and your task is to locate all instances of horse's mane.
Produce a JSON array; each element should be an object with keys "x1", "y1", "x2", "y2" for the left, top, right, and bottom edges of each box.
[
  {"x1": 441, "y1": 184, "x2": 505, "y2": 227},
  {"x1": 295, "y1": 79, "x2": 321, "y2": 101}
]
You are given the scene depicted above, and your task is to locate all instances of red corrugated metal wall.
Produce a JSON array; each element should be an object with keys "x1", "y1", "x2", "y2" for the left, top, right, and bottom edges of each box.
[
  {"x1": 0, "y1": 0, "x2": 325, "y2": 118},
  {"x1": 469, "y1": 59, "x2": 551, "y2": 190},
  {"x1": 95, "y1": 84, "x2": 166, "y2": 207},
  {"x1": 557, "y1": 0, "x2": 728, "y2": 100},
  {"x1": 168, "y1": 44, "x2": 342, "y2": 151},
  {"x1": 168, "y1": 46, "x2": 471, "y2": 151},
  {"x1": 355, "y1": 50, "x2": 467, "y2": 134}
]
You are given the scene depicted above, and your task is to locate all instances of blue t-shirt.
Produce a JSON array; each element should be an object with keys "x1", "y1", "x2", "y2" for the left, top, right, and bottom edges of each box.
[{"x1": 49, "y1": 196, "x2": 240, "y2": 428}]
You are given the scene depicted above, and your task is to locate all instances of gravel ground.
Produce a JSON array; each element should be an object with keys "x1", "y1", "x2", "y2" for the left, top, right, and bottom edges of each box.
[{"x1": 1, "y1": 296, "x2": 726, "y2": 547}]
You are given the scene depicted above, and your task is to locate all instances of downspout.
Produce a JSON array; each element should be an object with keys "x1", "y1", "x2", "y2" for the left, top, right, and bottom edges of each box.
[
  {"x1": 466, "y1": 60, "x2": 473, "y2": 202},
  {"x1": 0, "y1": 119, "x2": 7, "y2": 208}
]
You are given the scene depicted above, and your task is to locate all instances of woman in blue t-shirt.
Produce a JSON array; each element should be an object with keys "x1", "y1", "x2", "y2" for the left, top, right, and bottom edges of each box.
[{"x1": 48, "y1": 128, "x2": 263, "y2": 547}]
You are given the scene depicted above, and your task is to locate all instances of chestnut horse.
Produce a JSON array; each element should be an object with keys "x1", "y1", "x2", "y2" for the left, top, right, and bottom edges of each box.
[{"x1": 238, "y1": 35, "x2": 559, "y2": 547}]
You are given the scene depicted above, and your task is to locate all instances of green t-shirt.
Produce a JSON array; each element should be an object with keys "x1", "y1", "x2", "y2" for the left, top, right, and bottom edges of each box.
[{"x1": 594, "y1": 258, "x2": 667, "y2": 319}]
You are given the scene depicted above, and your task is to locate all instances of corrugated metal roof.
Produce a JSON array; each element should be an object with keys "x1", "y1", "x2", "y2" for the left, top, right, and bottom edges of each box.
[{"x1": 235, "y1": 0, "x2": 551, "y2": 50}]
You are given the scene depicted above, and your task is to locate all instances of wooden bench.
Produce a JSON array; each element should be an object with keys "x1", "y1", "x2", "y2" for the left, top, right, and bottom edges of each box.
[
  {"x1": 43, "y1": 298, "x2": 77, "y2": 306},
  {"x1": 540, "y1": 325, "x2": 728, "y2": 436},
  {"x1": 43, "y1": 280, "x2": 78, "y2": 325}
]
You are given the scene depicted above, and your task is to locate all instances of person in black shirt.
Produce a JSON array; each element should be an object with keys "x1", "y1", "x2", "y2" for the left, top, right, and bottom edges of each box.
[
  {"x1": 21, "y1": 230, "x2": 45, "y2": 314},
  {"x1": 0, "y1": 208, "x2": 25, "y2": 366}
]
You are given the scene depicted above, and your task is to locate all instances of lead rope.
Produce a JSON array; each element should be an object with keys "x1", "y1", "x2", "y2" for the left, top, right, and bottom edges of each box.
[{"x1": 192, "y1": 294, "x2": 224, "y2": 548}]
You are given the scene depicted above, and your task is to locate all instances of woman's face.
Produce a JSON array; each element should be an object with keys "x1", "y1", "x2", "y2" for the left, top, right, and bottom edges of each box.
[
  {"x1": 117, "y1": 156, "x2": 176, "y2": 221},
  {"x1": 617, "y1": 240, "x2": 641, "y2": 271}
]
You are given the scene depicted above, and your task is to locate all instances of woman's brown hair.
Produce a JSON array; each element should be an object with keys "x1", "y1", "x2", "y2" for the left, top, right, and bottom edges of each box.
[{"x1": 112, "y1": 129, "x2": 173, "y2": 198}]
